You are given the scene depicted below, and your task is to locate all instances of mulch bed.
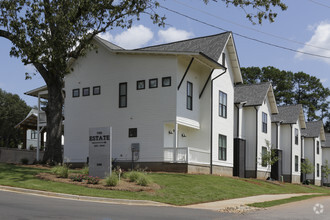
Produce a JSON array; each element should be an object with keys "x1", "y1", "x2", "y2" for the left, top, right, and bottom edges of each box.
[{"x1": 36, "y1": 172, "x2": 161, "y2": 193}]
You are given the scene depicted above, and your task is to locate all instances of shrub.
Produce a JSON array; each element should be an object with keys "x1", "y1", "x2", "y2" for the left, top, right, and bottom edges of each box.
[
  {"x1": 51, "y1": 164, "x2": 69, "y2": 178},
  {"x1": 105, "y1": 174, "x2": 118, "y2": 186},
  {"x1": 137, "y1": 175, "x2": 152, "y2": 186},
  {"x1": 128, "y1": 171, "x2": 142, "y2": 182},
  {"x1": 20, "y1": 158, "x2": 29, "y2": 165},
  {"x1": 81, "y1": 166, "x2": 89, "y2": 175},
  {"x1": 69, "y1": 174, "x2": 85, "y2": 182},
  {"x1": 85, "y1": 176, "x2": 100, "y2": 184}
]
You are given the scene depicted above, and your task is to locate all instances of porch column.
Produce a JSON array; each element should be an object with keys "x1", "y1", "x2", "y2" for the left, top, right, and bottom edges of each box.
[
  {"x1": 174, "y1": 122, "x2": 178, "y2": 162},
  {"x1": 301, "y1": 137, "x2": 305, "y2": 159},
  {"x1": 277, "y1": 122, "x2": 281, "y2": 149},
  {"x1": 238, "y1": 104, "x2": 244, "y2": 139},
  {"x1": 37, "y1": 93, "x2": 40, "y2": 161}
]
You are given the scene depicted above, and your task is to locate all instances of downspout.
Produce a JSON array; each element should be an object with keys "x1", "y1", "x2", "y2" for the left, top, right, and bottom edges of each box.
[
  {"x1": 290, "y1": 124, "x2": 293, "y2": 183},
  {"x1": 254, "y1": 106, "x2": 258, "y2": 178},
  {"x1": 210, "y1": 68, "x2": 227, "y2": 174}
]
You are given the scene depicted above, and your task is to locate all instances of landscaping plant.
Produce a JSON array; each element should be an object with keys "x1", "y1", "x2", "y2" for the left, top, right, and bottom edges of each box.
[
  {"x1": 105, "y1": 174, "x2": 118, "y2": 187},
  {"x1": 51, "y1": 164, "x2": 69, "y2": 178}
]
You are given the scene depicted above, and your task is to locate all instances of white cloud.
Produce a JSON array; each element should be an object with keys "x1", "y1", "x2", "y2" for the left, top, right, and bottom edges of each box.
[
  {"x1": 296, "y1": 21, "x2": 330, "y2": 64},
  {"x1": 157, "y1": 27, "x2": 194, "y2": 44},
  {"x1": 98, "y1": 25, "x2": 153, "y2": 49}
]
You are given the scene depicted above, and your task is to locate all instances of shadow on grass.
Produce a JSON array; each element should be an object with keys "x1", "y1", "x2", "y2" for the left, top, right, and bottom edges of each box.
[{"x1": 0, "y1": 163, "x2": 49, "y2": 183}]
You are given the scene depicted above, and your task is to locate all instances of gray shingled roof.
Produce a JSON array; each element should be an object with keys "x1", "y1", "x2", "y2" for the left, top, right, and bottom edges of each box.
[
  {"x1": 271, "y1": 104, "x2": 303, "y2": 124},
  {"x1": 95, "y1": 36, "x2": 123, "y2": 50},
  {"x1": 302, "y1": 121, "x2": 324, "y2": 138},
  {"x1": 322, "y1": 133, "x2": 330, "y2": 147},
  {"x1": 234, "y1": 82, "x2": 271, "y2": 106},
  {"x1": 138, "y1": 32, "x2": 231, "y2": 61}
]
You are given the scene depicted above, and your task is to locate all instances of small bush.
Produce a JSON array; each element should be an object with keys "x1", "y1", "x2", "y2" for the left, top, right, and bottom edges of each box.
[
  {"x1": 81, "y1": 166, "x2": 89, "y2": 175},
  {"x1": 20, "y1": 158, "x2": 29, "y2": 165},
  {"x1": 128, "y1": 171, "x2": 142, "y2": 182},
  {"x1": 69, "y1": 174, "x2": 85, "y2": 182},
  {"x1": 85, "y1": 176, "x2": 100, "y2": 184},
  {"x1": 121, "y1": 171, "x2": 130, "y2": 179},
  {"x1": 105, "y1": 174, "x2": 118, "y2": 186},
  {"x1": 51, "y1": 164, "x2": 69, "y2": 178},
  {"x1": 137, "y1": 175, "x2": 152, "y2": 186}
]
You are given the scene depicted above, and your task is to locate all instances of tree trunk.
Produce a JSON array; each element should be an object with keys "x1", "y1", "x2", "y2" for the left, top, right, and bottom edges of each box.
[{"x1": 42, "y1": 76, "x2": 64, "y2": 164}]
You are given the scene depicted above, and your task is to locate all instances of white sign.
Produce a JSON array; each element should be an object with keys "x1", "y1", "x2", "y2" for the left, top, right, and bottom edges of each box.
[{"x1": 89, "y1": 126, "x2": 112, "y2": 178}]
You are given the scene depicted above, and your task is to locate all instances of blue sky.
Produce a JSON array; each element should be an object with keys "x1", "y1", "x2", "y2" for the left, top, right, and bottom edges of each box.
[{"x1": 0, "y1": 0, "x2": 329, "y2": 106}]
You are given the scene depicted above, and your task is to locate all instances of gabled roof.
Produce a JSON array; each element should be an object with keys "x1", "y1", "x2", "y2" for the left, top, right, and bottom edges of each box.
[
  {"x1": 322, "y1": 133, "x2": 330, "y2": 148},
  {"x1": 234, "y1": 82, "x2": 278, "y2": 114},
  {"x1": 302, "y1": 121, "x2": 326, "y2": 141},
  {"x1": 137, "y1": 32, "x2": 243, "y2": 83},
  {"x1": 271, "y1": 104, "x2": 306, "y2": 128},
  {"x1": 15, "y1": 109, "x2": 38, "y2": 129},
  {"x1": 94, "y1": 36, "x2": 123, "y2": 50},
  {"x1": 24, "y1": 85, "x2": 48, "y2": 99},
  {"x1": 139, "y1": 32, "x2": 231, "y2": 61}
]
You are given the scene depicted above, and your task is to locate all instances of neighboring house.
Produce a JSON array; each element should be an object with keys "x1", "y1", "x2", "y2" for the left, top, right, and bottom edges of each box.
[
  {"x1": 60, "y1": 32, "x2": 243, "y2": 174},
  {"x1": 322, "y1": 133, "x2": 330, "y2": 186},
  {"x1": 15, "y1": 108, "x2": 46, "y2": 150},
  {"x1": 271, "y1": 104, "x2": 306, "y2": 183},
  {"x1": 302, "y1": 121, "x2": 326, "y2": 186},
  {"x1": 234, "y1": 82, "x2": 278, "y2": 179}
]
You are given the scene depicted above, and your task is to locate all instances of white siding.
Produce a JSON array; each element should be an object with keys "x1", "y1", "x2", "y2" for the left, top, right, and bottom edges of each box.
[
  {"x1": 64, "y1": 42, "x2": 178, "y2": 163},
  {"x1": 212, "y1": 48, "x2": 234, "y2": 168}
]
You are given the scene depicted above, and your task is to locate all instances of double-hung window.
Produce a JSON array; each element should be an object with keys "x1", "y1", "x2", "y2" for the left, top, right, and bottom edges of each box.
[
  {"x1": 119, "y1": 83, "x2": 127, "y2": 108},
  {"x1": 218, "y1": 134, "x2": 227, "y2": 160},
  {"x1": 31, "y1": 130, "x2": 37, "y2": 139},
  {"x1": 317, "y1": 141, "x2": 320, "y2": 154},
  {"x1": 295, "y1": 155, "x2": 299, "y2": 172},
  {"x1": 187, "y1": 81, "x2": 193, "y2": 110},
  {"x1": 262, "y1": 112, "x2": 267, "y2": 133},
  {"x1": 219, "y1": 91, "x2": 227, "y2": 118},
  {"x1": 295, "y1": 128, "x2": 299, "y2": 145}
]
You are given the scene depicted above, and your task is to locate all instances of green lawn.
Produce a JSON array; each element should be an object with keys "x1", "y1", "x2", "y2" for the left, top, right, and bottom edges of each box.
[{"x1": 0, "y1": 163, "x2": 329, "y2": 205}]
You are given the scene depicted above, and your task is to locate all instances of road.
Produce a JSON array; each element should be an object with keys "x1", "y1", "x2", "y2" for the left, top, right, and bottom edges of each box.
[
  {"x1": 0, "y1": 190, "x2": 329, "y2": 220},
  {"x1": 0, "y1": 190, "x2": 228, "y2": 220}
]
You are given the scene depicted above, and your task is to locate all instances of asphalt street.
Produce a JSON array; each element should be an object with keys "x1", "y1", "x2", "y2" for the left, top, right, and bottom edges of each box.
[
  {"x1": 0, "y1": 190, "x2": 229, "y2": 220},
  {"x1": 0, "y1": 190, "x2": 329, "y2": 220}
]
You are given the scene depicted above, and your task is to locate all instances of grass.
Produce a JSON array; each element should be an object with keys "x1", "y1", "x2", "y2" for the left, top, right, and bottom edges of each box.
[
  {"x1": 248, "y1": 194, "x2": 328, "y2": 208},
  {"x1": 0, "y1": 163, "x2": 329, "y2": 205}
]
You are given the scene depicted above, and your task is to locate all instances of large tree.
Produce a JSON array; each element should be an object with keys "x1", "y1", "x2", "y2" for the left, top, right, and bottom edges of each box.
[
  {"x1": 0, "y1": 1, "x2": 287, "y2": 163},
  {"x1": 241, "y1": 66, "x2": 330, "y2": 124},
  {"x1": 0, "y1": 89, "x2": 31, "y2": 148}
]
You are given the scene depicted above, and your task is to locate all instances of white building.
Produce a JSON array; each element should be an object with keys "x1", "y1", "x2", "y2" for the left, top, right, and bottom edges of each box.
[
  {"x1": 302, "y1": 121, "x2": 326, "y2": 186},
  {"x1": 62, "y1": 32, "x2": 243, "y2": 174},
  {"x1": 234, "y1": 82, "x2": 278, "y2": 179},
  {"x1": 271, "y1": 104, "x2": 306, "y2": 183},
  {"x1": 321, "y1": 133, "x2": 330, "y2": 185}
]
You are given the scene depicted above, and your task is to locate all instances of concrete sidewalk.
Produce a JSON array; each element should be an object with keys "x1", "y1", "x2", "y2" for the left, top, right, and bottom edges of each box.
[
  {"x1": 186, "y1": 193, "x2": 322, "y2": 212},
  {"x1": 0, "y1": 185, "x2": 322, "y2": 212}
]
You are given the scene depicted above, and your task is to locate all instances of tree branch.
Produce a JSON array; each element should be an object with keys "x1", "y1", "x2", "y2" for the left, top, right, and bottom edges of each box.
[{"x1": 0, "y1": 29, "x2": 12, "y2": 40}]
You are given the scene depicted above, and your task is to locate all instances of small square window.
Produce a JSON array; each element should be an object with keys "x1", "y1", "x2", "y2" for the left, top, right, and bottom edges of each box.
[
  {"x1": 149, "y1": 78, "x2": 158, "y2": 88},
  {"x1": 72, "y1": 89, "x2": 80, "y2": 98},
  {"x1": 83, "y1": 87, "x2": 90, "y2": 96},
  {"x1": 129, "y1": 128, "x2": 137, "y2": 138},
  {"x1": 137, "y1": 80, "x2": 145, "y2": 90},
  {"x1": 93, "y1": 86, "x2": 101, "y2": 95},
  {"x1": 162, "y1": 77, "x2": 171, "y2": 87}
]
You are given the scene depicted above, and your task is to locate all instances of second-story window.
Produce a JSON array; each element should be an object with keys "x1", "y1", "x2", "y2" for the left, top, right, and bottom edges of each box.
[
  {"x1": 119, "y1": 83, "x2": 127, "y2": 108},
  {"x1": 83, "y1": 87, "x2": 90, "y2": 96},
  {"x1": 295, "y1": 128, "x2": 299, "y2": 145},
  {"x1": 317, "y1": 141, "x2": 320, "y2": 154},
  {"x1": 219, "y1": 91, "x2": 227, "y2": 118},
  {"x1": 262, "y1": 112, "x2": 267, "y2": 133},
  {"x1": 72, "y1": 89, "x2": 79, "y2": 98},
  {"x1": 187, "y1": 81, "x2": 193, "y2": 110}
]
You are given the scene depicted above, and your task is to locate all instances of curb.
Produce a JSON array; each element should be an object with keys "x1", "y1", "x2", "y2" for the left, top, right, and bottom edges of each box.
[{"x1": 0, "y1": 185, "x2": 171, "y2": 207}]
